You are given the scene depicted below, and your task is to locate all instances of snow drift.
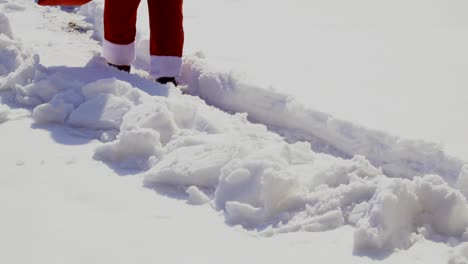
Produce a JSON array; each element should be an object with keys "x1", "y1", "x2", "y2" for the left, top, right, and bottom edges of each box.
[{"x1": 1, "y1": 0, "x2": 468, "y2": 256}]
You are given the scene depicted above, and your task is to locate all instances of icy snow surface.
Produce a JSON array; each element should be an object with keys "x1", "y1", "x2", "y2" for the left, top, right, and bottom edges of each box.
[{"x1": 1, "y1": 0, "x2": 468, "y2": 262}]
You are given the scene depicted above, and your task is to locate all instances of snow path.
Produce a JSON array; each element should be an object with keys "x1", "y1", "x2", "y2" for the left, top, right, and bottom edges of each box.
[{"x1": 2, "y1": 0, "x2": 468, "y2": 262}]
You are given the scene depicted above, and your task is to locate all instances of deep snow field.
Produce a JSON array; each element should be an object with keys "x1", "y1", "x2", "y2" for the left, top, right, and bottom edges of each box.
[{"x1": 1, "y1": 0, "x2": 468, "y2": 263}]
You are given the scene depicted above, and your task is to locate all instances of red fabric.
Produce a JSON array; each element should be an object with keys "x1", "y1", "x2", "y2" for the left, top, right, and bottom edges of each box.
[
  {"x1": 104, "y1": 0, "x2": 184, "y2": 57},
  {"x1": 38, "y1": 0, "x2": 92, "y2": 6}
]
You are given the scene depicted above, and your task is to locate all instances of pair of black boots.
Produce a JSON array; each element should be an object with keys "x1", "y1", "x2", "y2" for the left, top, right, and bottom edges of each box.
[{"x1": 108, "y1": 63, "x2": 178, "y2": 86}]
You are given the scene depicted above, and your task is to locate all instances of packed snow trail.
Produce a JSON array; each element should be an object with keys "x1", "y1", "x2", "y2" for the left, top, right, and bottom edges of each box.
[{"x1": 2, "y1": 0, "x2": 468, "y2": 258}]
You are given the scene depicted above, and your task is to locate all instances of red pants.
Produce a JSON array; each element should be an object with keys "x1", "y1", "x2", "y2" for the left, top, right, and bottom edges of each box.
[{"x1": 103, "y1": 0, "x2": 184, "y2": 79}]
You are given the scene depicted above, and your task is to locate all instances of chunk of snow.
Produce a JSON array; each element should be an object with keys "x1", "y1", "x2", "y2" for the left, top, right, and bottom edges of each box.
[
  {"x1": 353, "y1": 179, "x2": 422, "y2": 252},
  {"x1": 33, "y1": 99, "x2": 74, "y2": 124},
  {"x1": 67, "y1": 94, "x2": 132, "y2": 130},
  {"x1": 120, "y1": 102, "x2": 180, "y2": 145},
  {"x1": 354, "y1": 175, "x2": 468, "y2": 252},
  {"x1": 94, "y1": 128, "x2": 162, "y2": 170},
  {"x1": 144, "y1": 142, "x2": 237, "y2": 188},
  {"x1": 0, "y1": 13, "x2": 13, "y2": 39},
  {"x1": 81, "y1": 78, "x2": 133, "y2": 99},
  {"x1": 0, "y1": 104, "x2": 10, "y2": 123},
  {"x1": 186, "y1": 186, "x2": 211, "y2": 205}
]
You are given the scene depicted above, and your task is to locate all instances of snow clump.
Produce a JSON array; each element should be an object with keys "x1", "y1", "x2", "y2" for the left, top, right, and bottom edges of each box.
[
  {"x1": 354, "y1": 175, "x2": 468, "y2": 252},
  {"x1": 94, "y1": 127, "x2": 163, "y2": 170}
]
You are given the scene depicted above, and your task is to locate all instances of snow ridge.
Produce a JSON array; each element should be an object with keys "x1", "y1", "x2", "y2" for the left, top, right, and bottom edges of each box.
[{"x1": 180, "y1": 55, "x2": 465, "y2": 184}]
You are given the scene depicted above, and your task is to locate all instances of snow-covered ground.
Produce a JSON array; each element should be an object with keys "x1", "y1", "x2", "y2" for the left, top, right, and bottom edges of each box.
[
  {"x1": 1, "y1": 0, "x2": 468, "y2": 263},
  {"x1": 182, "y1": 0, "x2": 468, "y2": 161}
]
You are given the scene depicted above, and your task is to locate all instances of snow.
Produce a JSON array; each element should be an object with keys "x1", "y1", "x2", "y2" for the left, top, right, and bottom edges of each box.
[
  {"x1": 182, "y1": 0, "x2": 468, "y2": 161},
  {"x1": 1, "y1": 0, "x2": 468, "y2": 263},
  {"x1": 450, "y1": 243, "x2": 468, "y2": 264},
  {"x1": 457, "y1": 165, "x2": 468, "y2": 198},
  {"x1": 181, "y1": 55, "x2": 465, "y2": 183},
  {"x1": 354, "y1": 175, "x2": 468, "y2": 252},
  {"x1": 186, "y1": 185, "x2": 211, "y2": 205}
]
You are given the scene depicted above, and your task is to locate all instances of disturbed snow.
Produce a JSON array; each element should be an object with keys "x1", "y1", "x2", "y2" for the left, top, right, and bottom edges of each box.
[{"x1": 1, "y1": 0, "x2": 468, "y2": 259}]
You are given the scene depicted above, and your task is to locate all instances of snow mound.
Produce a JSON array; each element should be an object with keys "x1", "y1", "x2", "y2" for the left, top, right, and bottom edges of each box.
[
  {"x1": 137, "y1": 99, "x2": 387, "y2": 232},
  {"x1": 354, "y1": 175, "x2": 468, "y2": 252}
]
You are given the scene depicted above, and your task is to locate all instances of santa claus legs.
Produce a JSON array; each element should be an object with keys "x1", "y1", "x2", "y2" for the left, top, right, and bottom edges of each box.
[{"x1": 103, "y1": 0, "x2": 184, "y2": 81}]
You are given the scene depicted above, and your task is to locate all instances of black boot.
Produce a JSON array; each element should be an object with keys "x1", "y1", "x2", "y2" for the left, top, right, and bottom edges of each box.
[
  {"x1": 108, "y1": 63, "x2": 131, "y2": 73},
  {"x1": 156, "y1": 77, "x2": 178, "y2": 86}
]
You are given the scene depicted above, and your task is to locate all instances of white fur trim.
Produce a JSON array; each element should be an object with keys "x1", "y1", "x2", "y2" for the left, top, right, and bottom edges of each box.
[
  {"x1": 149, "y1": 56, "x2": 183, "y2": 79},
  {"x1": 102, "y1": 39, "x2": 136, "y2": 66}
]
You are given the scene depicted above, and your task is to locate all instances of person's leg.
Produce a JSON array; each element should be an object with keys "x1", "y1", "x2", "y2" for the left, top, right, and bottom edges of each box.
[
  {"x1": 103, "y1": 0, "x2": 141, "y2": 70},
  {"x1": 147, "y1": 0, "x2": 184, "y2": 81}
]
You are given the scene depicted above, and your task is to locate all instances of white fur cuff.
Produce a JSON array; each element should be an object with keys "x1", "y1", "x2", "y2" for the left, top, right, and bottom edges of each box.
[{"x1": 103, "y1": 39, "x2": 136, "y2": 66}]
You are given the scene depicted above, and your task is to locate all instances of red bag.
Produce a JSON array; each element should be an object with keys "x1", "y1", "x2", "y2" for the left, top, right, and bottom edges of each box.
[{"x1": 37, "y1": 0, "x2": 92, "y2": 6}]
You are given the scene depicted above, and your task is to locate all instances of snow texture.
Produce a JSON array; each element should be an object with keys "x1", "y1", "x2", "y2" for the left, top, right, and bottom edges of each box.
[
  {"x1": 180, "y1": 55, "x2": 464, "y2": 184},
  {"x1": 457, "y1": 165, "x2": 468, "y2": 198},
  {"x1": 450, "y1": 243, "x2": 468, "y2": 264},
  {"x1": 186, "y1": 186, "x2": 211, "y2": 205},
  {"x1": 0, "y1": 103, "x2": 10, "y2": 123},
  {"x1": 2, "y1": 0, "x2": 468, "y2": 256},
  {"x1": 0, "y1": 12, "x2": 13, "y2": 39},
  {"x1": 354, "y1": 175, "x2": 468, "y2": 252}
]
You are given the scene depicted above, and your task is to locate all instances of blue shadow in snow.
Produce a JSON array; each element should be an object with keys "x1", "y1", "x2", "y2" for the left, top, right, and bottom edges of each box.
[
  {"x1": 31, "y1": 122, "x2": 95, "y2": 146},
  {"x1": 44, "y1": 63, "x2": 170, "y2": 97},
  {"x1": 27, "y1": 62, "x2": 169, "y2": 147}
]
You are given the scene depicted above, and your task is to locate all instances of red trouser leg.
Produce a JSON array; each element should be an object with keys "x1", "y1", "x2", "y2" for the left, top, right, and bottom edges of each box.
[
  {"x1": 103, "y1": 0, "x2": 184, "y2": 78},
  {"x1": 103, "y1": 0, "x2": 141, "y2": 66},
  {"x1": 147, "y1": 0, "x2": 184, "y2": 57},
  {"x1": 148, "y1": 0, "x2": 184, "y2": 79}
]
